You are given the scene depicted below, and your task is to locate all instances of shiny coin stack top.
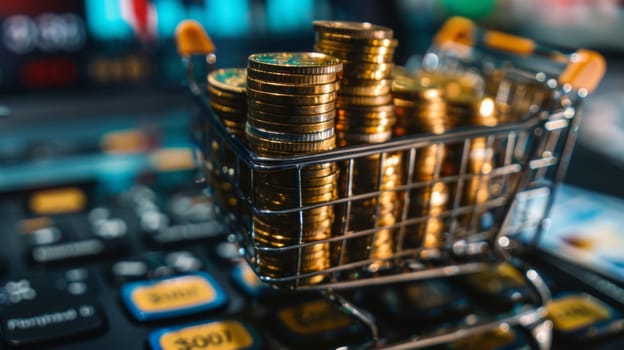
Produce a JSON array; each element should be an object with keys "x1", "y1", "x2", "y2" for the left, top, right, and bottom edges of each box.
[
  {"x1": 245, "y1": 52, "x2": 342, "y2": 286},
  {"x1": 207, "y1": 68, "x2": 247, "y2": 212},
  {"x1": 313, "y1": 21, "x2": 402, "y2": 268},
  {"x1": 392, "y1": 71, "x2": 450, "y2": 253}
]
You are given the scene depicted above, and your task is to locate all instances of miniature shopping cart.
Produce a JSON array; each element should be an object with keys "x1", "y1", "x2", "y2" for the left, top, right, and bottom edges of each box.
[{"x1": 175, "y1": 17, "x2": 605, "y2": 350}]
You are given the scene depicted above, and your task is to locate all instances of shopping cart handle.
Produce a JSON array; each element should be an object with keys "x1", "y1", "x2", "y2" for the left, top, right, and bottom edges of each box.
[
  {"x1": 434, "y1": 16, "x2": 606, "y2": 93},
  {"x1": 560, "y1": 49, "x2": 606, "y2": 94},
  {"x1": 434, "y1": 16, "x2": 540, "y2": 56},
  {"x1": 175, "y1": 20, "x2": 215, "y2": 57},
  {"x1": 433, "y1": 16, "x2": 476, "y2": 49}
]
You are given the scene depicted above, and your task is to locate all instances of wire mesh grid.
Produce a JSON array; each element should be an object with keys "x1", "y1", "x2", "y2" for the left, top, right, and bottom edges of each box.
[{"x1": 196, "y1": 75, "x2": 576, "y2": 290}]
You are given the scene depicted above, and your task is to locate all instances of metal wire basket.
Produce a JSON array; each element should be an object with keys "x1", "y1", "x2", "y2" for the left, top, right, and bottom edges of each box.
[{"x1": 175, "y1": 16, "x2": 605, "y2": 349}]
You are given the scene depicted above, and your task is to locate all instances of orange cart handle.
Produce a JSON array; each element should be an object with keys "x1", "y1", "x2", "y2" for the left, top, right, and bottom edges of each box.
[
  {"x1": 175, "y1": 20, "x2": 215, "y2": 57},
  {"x1": 434, "y1": 17, "x2": 606, "y2": 93}
]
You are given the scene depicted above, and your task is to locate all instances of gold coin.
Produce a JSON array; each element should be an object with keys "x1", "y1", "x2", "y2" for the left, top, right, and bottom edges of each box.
[
  {"x1": 209, "y1": 94, "x2": 247, "y2": 109},
  {"x1": 336, "y1": 93, "x2": 393, "y2": 106},
  {"x1": 216, "y1": 111, "x2": 246, "y2": 125},
  {"x1": 210, "y1": 101, "x2": 246, "y2": 115},
  {"x1": 208, "y1": 85, "x2": 246, "y2": 101},
  {"x1": 256, "y1": 164, "x2": 337, "y2": 184},
  {"x1": 247, "y1": 77, "x2": 338, "y2": 95},
  {"x1": 336, "y1": 115, "x2": 396, "y2": 127},
  {"x1": 313, "y1": 20, "x2": 393, "y2": 40},
  {"x1": 246, "y1": 123, "x2": 334, "y2": 143},
  {"x1": 342, "y1": 60, "x2": 394, "y2": 73},
  {"x1": 253, "y1": 224, "x2": 333, "y2": 243},
  {"x1": 316, "y1": 32, "x2": 398, "y2": 47},
  {"x1": 313, "y1": 46, "x2": 394, "y2": 64},
  {"x1": 247, "y1": 67, "x2": 339, "y2": 85},
  {"x1": 339, "y1": 80, "x2": 391, "y2": 96},
  {"x1": 247, "y1": 135, "x2": 336, "y2": 154},
  {"x1": 247, "y1": 117, "x2": 335, "y2": 134},
  {"x1": 207, "y1": 67, "x2": 247, "y2": 94},
  {"x1": 255, "y1": 190, "x2": 337, "y2": 209},
  {"x1": 336, "y1": 123, "x2": 393, "y2": 134},
  {"x1": 254, "y1": 205, "x2": 334, "y2": 223},
  {"x1": 248, "y1": 52, "x2": 343, "y2": 75},
  {"x1": 337, "y1": 104, "x2": 394, "y2": 116},
  {"x1": 248, "y1": 108, "x2": 335, "y2": 125},
  {"x1": 337, "y1": 131, "x2": 392, "y2": 144},
  {"x1": 315, "y1": 41, "x2": 396, "y2": 55},
  {"x1": 247, "y1": 88, "x2": 336, "y2": 105},
  {"x1": 248, "y1": 99, "x2": 335, "y2": 115},
  {"x1": 343, "y1": 68, "x2": 392, "y2": 81}
]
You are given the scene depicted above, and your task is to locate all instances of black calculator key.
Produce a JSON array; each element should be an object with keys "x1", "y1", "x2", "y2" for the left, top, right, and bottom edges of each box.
[{"x1": 1, "y1": 299, "x2": 105, "y2": 347}]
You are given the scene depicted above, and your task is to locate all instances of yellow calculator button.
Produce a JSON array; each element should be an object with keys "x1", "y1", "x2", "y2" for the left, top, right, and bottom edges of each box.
[
  {"x1": 149, "y1": 319, "x2": 259, "y2": 350},
  {"x1": 547, "y1": 294, "x2": 611, "y2": 331},
  {"x1": 277, "y1": 300, "x2": 354, "y2": 335},
  {"x1": 121, "y1": 272, "x2": 227, "y2": 321}
]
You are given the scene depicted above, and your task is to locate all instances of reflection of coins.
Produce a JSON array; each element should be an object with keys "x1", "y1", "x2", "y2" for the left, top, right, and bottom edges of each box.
[{"x1": 245, "y1": 52, "x2": 341, "y2": 286}]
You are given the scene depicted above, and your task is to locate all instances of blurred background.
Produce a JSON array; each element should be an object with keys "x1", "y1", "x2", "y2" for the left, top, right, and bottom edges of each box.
[{"x1": 0, "y1": 0, "x2": 623, "y2": 279}]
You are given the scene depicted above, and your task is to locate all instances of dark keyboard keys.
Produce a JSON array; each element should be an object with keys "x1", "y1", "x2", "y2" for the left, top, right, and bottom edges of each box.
[{"x1": 1, "y1": 299, "x2": 105, "y2": 347}]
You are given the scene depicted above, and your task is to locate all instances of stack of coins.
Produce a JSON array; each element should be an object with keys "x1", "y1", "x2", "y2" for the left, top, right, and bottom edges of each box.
[
  {"x1": 484, "y1": 68, "x2": 553, "y2": 123},
  {"x1": 313, "y1": 21, "x2": 397, "y2": 145},
  {"x1": 208, "y1": 68, "x2": 248, "y2": 138},
  {"x1": 245, "y1": 52, "x2": 342, "y2": 286},
  {"x1": 207, "y1": 68, "x2": 247, "y2": 211},
  {"x1": 446, "y1": 95, "x2": 499, "y2": 236},
  {"x1": 313, "y1": 21, "x2": 402, "y2": 268},
  {"x1": 392, "y1": 71, "x2": 450, "y2": 252}
]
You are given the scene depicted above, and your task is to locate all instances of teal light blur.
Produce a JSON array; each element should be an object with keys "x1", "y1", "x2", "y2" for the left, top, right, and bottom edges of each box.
[
  {"x1": 266, "y1": 0, "x2": 314, "y2": 33},
  {"x1": 85, "y1": 0, "x2": 133, "y2": 40},
  {"x1": 204, "y1": 0, "x2": 251, "y2": 37},
  {"x1": 154, "y1": 0, "x2": 186, "y2": 38},
  {"x1": 440, "y1": 0, "x2": 496, "y2": 20}
]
